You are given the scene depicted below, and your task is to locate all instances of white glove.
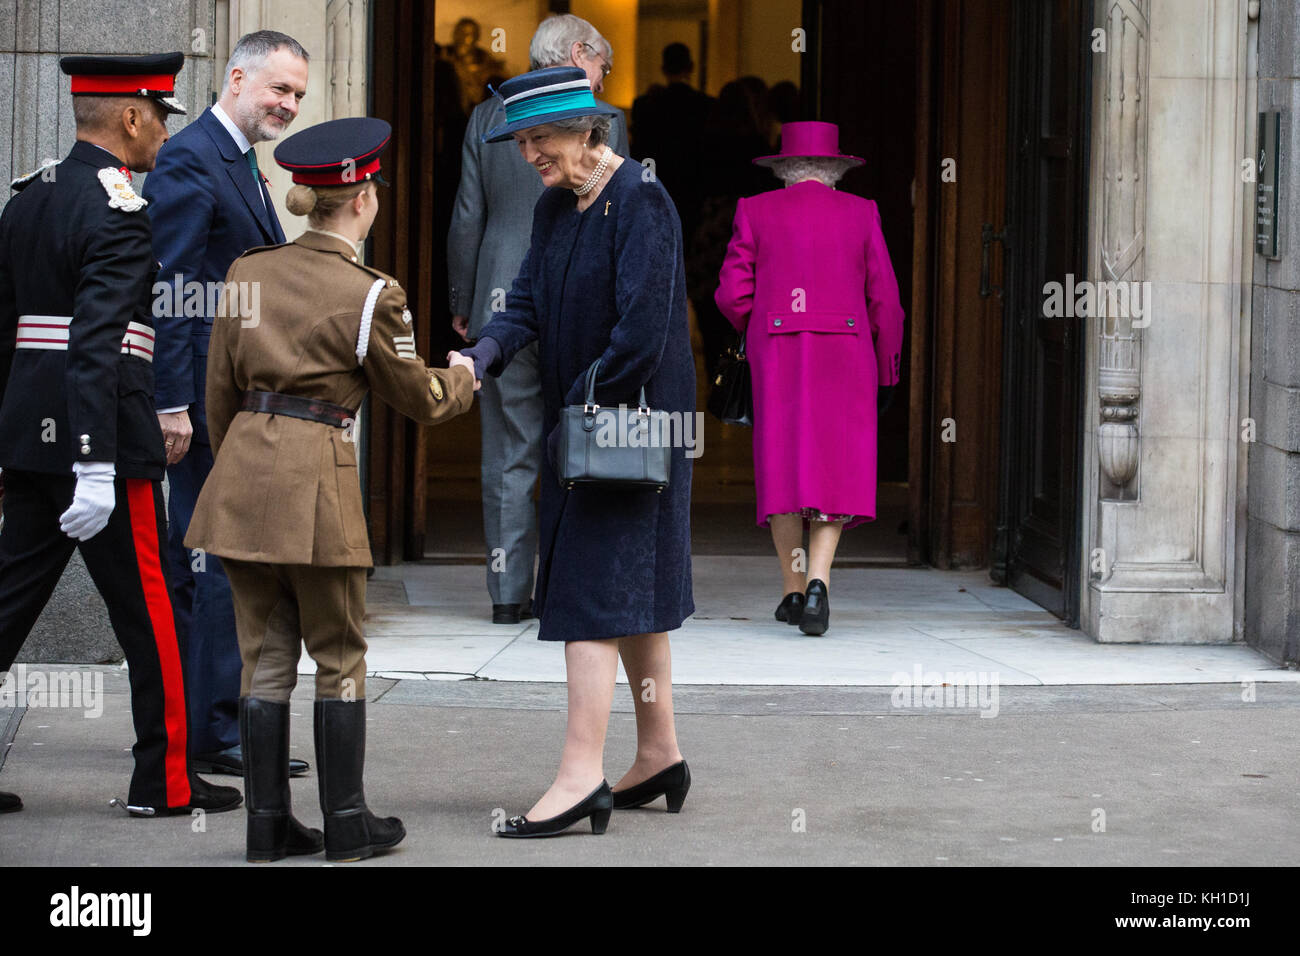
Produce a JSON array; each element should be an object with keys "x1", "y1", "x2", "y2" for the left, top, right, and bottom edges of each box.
[{"x1": 59, "y1": 462, "x2": 117, "y2": 541}]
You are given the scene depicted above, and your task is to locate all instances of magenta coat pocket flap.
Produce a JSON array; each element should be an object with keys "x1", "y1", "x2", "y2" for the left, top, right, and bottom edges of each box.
[{"x1": 766, "y1": 310, "x2": 860, "y2": 334}]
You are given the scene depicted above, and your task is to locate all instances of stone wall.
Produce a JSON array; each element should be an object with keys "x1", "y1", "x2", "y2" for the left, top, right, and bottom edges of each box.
[{"x1": 1246, "y1": 0, "x2": 1300, "y2": 665}]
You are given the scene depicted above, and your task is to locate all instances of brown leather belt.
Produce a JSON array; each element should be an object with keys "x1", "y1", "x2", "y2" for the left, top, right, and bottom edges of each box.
[{"x1": 240, "y1": 391, "x2": 355, "y2": 428}]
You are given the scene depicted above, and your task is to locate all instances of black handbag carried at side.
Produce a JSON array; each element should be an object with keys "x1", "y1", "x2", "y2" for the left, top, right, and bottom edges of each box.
[
  {"x1": 707, "y1": 332, "x2": 753, "y2": 426},
  {"x1": 555, "y1": 360, "x2": 673, "y2": 493}
]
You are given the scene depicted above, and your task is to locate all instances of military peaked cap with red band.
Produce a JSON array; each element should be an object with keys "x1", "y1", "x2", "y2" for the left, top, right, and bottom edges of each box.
[
  {"x1": 273, "y1": 117, "x2": 392, "y2": 186},
  {"x1": 60, "y1": 52, "x2": 187, "y2": 115}
]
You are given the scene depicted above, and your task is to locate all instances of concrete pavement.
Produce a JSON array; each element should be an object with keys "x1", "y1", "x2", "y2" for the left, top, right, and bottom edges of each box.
[{"x1": 2, "y1": 670, "x2": 1297, "y2": 866}]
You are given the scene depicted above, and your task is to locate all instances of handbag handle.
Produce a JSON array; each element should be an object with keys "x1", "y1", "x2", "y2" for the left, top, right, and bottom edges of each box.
[{"x1": 583, "y1": 359, "x2": 650, "y2": 414}]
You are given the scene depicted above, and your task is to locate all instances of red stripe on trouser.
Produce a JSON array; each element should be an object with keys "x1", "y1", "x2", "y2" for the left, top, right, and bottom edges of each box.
[{"x1": 126, "y1": 479, "x2": 191, "y2": 807}]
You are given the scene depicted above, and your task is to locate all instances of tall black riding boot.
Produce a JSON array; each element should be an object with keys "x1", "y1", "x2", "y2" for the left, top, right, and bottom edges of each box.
[
  {"x1": 241, "y1": 697, "x2": 324, "y2": 862},
  {"x1": 313, "y1": 698, "x2": 405, "y2": 862}
]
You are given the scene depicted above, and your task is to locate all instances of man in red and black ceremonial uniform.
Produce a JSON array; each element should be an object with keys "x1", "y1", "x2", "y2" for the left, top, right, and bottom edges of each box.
[{"x1": 0, "y1": 53, "x2": 241, "y2": 818}]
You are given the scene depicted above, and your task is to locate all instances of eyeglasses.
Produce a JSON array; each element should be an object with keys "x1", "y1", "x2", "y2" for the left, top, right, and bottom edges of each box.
[{"x1": 581, "y1": 42, "x2": 611, "y2": 79}]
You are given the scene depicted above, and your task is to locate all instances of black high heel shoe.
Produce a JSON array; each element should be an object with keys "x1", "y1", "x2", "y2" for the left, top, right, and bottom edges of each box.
[
  {"x1": 800, "y1": 579, "x2": 830, "y2": 635},
  {"x1": 497, "y1": 781, "x2": 613, "y2": 838},
  {"x1": 774, "y1": 592, "x2": 805, "y2": 625},
  {"x1": 612, "y1": 760, "x2": 691, "y2": 812}
]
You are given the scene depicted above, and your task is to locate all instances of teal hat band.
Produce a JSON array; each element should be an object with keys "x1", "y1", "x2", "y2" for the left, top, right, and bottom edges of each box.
[
  {"x1": 505, "y1": 89, "x2": 599, "y2": 124},
  {"x1": 482, "y1": 66, "x2": 616, "y2": 143}
]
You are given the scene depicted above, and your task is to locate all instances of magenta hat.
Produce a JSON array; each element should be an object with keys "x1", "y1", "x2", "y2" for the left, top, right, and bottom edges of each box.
[{"x1": 753, "y1": 120, "x2": 864, "y2": 167}]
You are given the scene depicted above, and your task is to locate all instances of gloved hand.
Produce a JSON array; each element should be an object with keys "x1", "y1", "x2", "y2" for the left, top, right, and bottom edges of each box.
[
  {"x1": 455, "y1": 336, "x2": 502, "y2": 383},
  {"x1": 878, "y1": 385, "x2": 896, "y2": 417},
  {"x1": 59, "y1": 461, "x2": 116, "y2": 541}
]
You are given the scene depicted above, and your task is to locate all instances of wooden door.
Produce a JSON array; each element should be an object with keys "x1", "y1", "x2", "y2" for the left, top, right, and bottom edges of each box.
[
  {"x1": 990, "y1": 0, "x2": 1090, "y2": 622},
  {"x1": 911, "y1": 0, "x2": 1011, "y2": 568}
]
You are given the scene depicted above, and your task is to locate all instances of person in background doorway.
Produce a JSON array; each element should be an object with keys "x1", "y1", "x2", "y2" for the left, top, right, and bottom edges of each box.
[{"x1": 631, "y1": 42, "x2": 714, "y2": 251}]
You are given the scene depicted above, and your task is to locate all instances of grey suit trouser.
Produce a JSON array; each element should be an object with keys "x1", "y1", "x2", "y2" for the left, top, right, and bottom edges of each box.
[{"x1": 479, "y1": 340, "x2": 542, "y2": 605}]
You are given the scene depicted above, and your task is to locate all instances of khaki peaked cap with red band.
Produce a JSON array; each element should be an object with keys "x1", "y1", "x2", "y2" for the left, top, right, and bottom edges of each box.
[
  {"x1": 273, "y1": 117, "x2": 392, "y2": 186},
  {"x1": 60, "y1": 52, "x2": 187, "y2": 115}
]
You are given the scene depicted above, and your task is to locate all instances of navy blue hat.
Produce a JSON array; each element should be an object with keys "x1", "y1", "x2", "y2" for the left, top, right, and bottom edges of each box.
[
  {"x1": 273, "y1": 117, "x2": 392, "y2": 186},
  {"x1": 482, "y1": 66, "x2": 616, "y2": 144},
  {"x1": 60, "y1": 52, "x2": 187, "y2": 115}
]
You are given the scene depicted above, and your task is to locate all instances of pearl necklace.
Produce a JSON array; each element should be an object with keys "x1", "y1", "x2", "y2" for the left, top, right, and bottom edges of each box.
[{"x1": 573, "y1": 145, "x2": 612, "y2": 196}]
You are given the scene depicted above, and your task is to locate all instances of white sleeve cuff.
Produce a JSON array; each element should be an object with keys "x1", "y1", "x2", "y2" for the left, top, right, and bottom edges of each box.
[{"x1": 72, "y1": 462, "x2": 116, "y2": 478}]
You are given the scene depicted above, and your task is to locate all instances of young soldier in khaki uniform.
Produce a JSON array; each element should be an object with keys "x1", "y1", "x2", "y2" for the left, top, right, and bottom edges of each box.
[{"x1": 185, "y1": 117, "x2": 478, "y2": 862}]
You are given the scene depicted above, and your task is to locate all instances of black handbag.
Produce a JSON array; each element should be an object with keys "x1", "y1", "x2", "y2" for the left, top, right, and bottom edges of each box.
[
  {"x1": 707, "y1": 332, "x2": 753, "y2": 426},
  {"x1": 555, "y1": 360, "x2": 673, "y2": 493}
]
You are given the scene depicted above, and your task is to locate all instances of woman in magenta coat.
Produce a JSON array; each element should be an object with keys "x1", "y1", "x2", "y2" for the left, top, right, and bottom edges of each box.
[{"x1": 714, "y1": 121, "x2": 905, "y2": 636}]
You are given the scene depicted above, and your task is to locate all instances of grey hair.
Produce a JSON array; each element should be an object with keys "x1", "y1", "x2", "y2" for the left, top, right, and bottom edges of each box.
[
  {"x1": 769, "y1": 156, "x2": 859, "y2": 187},
  {"x1": 529, "y1": 14, "x2": 610, "y2": 70},
  {"x1": 221, "y1": 30, "x2": 309, "y2": 93},
  {"x1": 545, "y1": 114, "x2": 611, "y2": 149}
]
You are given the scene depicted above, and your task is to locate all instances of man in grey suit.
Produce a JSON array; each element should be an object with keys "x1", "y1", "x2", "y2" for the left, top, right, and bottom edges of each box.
[{"x1": 448, "y1": 14, "x2": 630, "y2": 624}]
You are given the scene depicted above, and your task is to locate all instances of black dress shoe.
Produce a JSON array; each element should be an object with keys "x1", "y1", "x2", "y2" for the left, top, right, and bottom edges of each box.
[
  {"x1": 492, "y1": 603, "x2": 521, "y2": 624},
  {"x1": 612, "y1": 760, "x2": 690, "y2": 812},
  {"x1": 800, "y1": 579, "x2": 830, "y2": 635},
  {"x1": 127, "y1": 774, "x2": 243, "y2": 817},
  {"x1": 0, "y1": 790, "x2": 22, "y2": 813},
  {"x1": 193, "y1": 744, "x2": 309, "y2": 778},
  {"x1": 497, "y1": 781, "x2": 613, "y2": 838},
  {"x1": 775, "y1": 592, "x2": 805, "y2": 625}
]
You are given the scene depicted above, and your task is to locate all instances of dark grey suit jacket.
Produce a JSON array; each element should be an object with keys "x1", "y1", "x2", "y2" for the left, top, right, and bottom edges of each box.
[{"x1": 447, "y1": 97, "x2": 629, "y2": 337}]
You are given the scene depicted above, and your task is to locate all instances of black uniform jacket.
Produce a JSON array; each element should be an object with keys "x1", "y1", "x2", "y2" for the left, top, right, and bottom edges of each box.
[{"x1": 0, "y1": 140, "x2": 165, "y2": 479}]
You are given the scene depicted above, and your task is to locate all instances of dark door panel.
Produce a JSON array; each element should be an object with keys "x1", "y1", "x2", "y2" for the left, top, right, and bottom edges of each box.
[{"x1": 991, "y1": 0, "x2": 1090, "y2": 624}]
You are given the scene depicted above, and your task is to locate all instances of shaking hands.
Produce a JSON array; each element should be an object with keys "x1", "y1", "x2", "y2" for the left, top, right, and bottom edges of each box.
[{"x1": 446, "y1": 350, "x2": 481, "y2": 391}]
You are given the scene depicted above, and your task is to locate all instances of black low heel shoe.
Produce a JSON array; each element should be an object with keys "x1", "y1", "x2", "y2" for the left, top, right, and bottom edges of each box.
[
  {"x1": 800, "y1": 579, "x2": 830, "y2": 635},
  {"x1": 774, "y1": 592, "x2": 805, "y2": 625},
  {"x1": 497, "y1": 781, "x2": 613, "y2": 838},
  {"x1": 612, "y1": 760, "x2": 691, "y2": 812}
]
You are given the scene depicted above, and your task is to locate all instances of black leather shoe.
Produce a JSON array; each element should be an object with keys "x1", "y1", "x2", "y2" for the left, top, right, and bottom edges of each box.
[
  {"x1": 612, "y1": 760, "x2": 690, "y2": 812},
  {"x1": 193, "y1": 743, "x2": 309, "y2": 778},
  {"x1": 774, "y1": 592, "x2": 805, "y2": 625},
  {"x1": 127, "y1": 774, "x2": 243, "y2": 817},
  {"x1": 314, "y1": 699, "x2": 405, "y2": 862},
  {"x1": 800, "y1": 579, "x2": 830, "y2": 635},
  {"x1": 497, "y1": 781, "x2": 613, "y2": 838},
  {"x1": 241, "y1": 697, "x2": 324, "y2": 862},
  {"x1": 0, "y1": 790, "x2": 22, "y2": 813},
  {"x1": 492, "y1": 603, "x2": 521, "y2": 624}
]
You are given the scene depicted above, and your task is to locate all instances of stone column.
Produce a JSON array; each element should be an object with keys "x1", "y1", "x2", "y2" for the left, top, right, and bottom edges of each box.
[{"x1": 1080, "y1": 0, "x2": 1255, "y2": 644}]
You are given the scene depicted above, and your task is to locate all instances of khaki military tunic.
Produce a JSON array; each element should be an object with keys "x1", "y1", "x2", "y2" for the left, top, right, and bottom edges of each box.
[
  {"x1": 186, "y1": 230, "x2": 473, "y2": 567},
  {"x1": 185, "y1": 230, "x2": 473, "y2": 699}
]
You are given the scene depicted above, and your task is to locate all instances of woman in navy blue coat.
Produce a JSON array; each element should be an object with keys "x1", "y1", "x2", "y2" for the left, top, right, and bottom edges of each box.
[{"x1": 454, "y1": 67, "x2": 694, "y2": 837}]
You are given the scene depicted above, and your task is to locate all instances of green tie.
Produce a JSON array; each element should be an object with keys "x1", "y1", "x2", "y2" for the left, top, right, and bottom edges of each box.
[{"x1": 246, "y1": 148, "x2": 266, "y2": 210}]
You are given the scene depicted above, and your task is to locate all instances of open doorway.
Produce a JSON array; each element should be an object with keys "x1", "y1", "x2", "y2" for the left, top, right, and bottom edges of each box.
[
  {"x1": 367, "y1": 0, "x2": 1085, "y2": 624},
  {"x1": 407, "y1": 0, "x2": 916, "y2": 564}
]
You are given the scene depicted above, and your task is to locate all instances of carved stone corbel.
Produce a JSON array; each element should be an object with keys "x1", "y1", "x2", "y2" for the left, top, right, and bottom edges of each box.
[{"x1": 1097, "y1": 0, "x2": 1148, "y2": 500}]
